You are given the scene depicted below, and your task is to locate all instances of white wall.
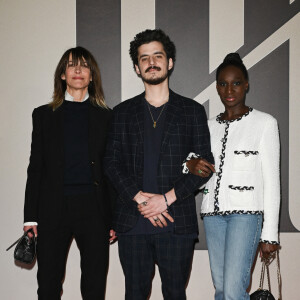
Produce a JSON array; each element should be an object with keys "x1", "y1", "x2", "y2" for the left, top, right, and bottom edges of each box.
[
  {"x1": 1, "y1": 1, "x2": 299, "y2": 299},
  {"x1": 0, "y1": 0, "x2": 76, "y2": 298}
]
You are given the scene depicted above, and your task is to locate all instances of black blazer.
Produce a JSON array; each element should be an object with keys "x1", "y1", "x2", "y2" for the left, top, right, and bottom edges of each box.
[
  {"x1": 24, "y1": 101, "x2": 113, "y2": 230},
  {"x1": 104, "y1": 90, "x2": 214, "y2": 234}
]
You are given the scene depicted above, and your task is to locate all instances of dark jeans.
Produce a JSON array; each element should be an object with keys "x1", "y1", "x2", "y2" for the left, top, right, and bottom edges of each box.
[{"x1": 118, "y1": 232, "x2": 195, "y2": 300}]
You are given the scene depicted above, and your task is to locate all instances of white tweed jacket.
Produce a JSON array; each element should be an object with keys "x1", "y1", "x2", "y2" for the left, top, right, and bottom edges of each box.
[{"x1": 184, "y1": 108, "x2": 280, "y2": 244}]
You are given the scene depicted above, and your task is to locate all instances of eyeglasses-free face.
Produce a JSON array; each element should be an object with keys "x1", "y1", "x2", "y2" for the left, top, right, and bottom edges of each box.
[
  {"x1": 61, "y1": 54, "x2": 92, "y2": 93},
  {"x1": 216, "y1": 65, "x2": 249, "y2": 110}
]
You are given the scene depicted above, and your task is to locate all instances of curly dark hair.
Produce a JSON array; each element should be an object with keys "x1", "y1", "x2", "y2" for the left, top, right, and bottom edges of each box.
[
  {"x1": 129, "y1": 29, "x2": 176, "y2": 70},
  {"x1": 216, "y1": 53, "x2": 249, "y2": 81}
]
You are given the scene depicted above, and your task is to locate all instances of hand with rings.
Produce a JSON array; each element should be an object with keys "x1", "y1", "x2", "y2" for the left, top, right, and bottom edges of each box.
[
  {"x1": 136, "y1": 191, "x2": 174, "y2": 228},
  {"x1": 149, "y1": 212, "x2": 173, "y2": 228},
  {"x1": 138, "y1": 193, "x2": 170, "y2": 218},
  {"x1": 186, "y1": 158, "x2": 215, "y2": 177},
  {"x1": 133, "y1": 191, "x2": 150, "y2": 205}
]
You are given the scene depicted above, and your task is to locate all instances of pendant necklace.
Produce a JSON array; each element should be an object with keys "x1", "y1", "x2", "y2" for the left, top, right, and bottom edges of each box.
[{"x1": 145, "y1": 99, "x2": 168, "y2": 128}]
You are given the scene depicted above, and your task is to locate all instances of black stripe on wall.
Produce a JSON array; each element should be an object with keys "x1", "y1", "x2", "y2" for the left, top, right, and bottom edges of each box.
[
  {"x1": 77, "y1": 0, "x2": 121, "y2": 108},
  {"x1": 241, "y1": 0, "x2": 300, "y2": 56},
  {"x1": 156, "y1": 0, "x2": 211, "y2": 99},
  {"x1": 75, "y1": 1, "x2": 299, "y2": 252},
  {"x1": 156, "y1": 0, "x2": 211, "y2": 249}
]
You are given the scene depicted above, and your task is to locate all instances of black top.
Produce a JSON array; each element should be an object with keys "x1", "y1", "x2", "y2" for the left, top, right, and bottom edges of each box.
[
  {"x1": 63, "y1": 100, "x2": 93, "y2": 195},
  {"x1": 121, "y1": 99, "x2": 173, "y2": 235},
  {"x1": 24, "y1": 99, "x2": 113, "y2": 229}
]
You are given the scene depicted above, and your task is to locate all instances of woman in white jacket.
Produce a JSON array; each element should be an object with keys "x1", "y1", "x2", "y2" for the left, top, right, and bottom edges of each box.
[{"x1": 184, "y1": 53, "x2": 280, "y2": 300}]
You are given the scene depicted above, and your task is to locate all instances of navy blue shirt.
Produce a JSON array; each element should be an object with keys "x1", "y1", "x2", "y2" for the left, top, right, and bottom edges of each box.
[{"x1": 121, "y1": 99, "x2": 174, "y2": 235}]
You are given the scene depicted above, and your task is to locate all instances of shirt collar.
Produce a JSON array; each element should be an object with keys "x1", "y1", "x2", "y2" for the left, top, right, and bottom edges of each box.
[{"x1": 64, "y1": 91, "x2": 89, "y2": 102}]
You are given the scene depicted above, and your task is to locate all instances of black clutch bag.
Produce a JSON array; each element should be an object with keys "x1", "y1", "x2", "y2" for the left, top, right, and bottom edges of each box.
[
  {"x1": 250, "y1": 250, "x2": 281, "y2": 300},
  {"x1": 6, "y1": 228, "x2": 37, "y2": 264}
]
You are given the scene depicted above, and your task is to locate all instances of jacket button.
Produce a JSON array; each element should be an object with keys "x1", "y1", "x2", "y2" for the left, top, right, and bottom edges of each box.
[
  {"x1": 94, "y1": 181, "x2": 99, "y2": 186},
  {"x1": 91, "y1": 161, "x2": 95, "y2": 165}
]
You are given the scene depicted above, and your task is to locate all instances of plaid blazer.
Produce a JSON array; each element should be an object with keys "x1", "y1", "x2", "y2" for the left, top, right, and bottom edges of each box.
[{"x1": 104, "y1": 90, "x2": 214, "y2": 234}]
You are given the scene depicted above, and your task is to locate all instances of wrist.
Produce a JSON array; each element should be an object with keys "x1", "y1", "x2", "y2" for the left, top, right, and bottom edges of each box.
[
  {"x1": 163, "y1": 194, "x2": 169, "y2": 210},
  {"x1": 134, "y1": 191, "x2": 146, "y2": 204},
  {"x1": 24, "y1": 222, "x2": 38, "y2": 226},
  {"x1": 165, "y1": 189, "x2": 176, "y2": 205},
  {"x1": 133, "y1": 191, "x2": 141, "y2": 202},
  {"x1": 186, "y1": 160, "x2": 191, "y2": 170}
]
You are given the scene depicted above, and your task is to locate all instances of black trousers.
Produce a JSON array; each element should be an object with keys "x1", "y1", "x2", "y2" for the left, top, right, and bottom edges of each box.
[
  {"x1": 36, "y1": 193, "x2": 109, "y2": 300},
  {"x1": 118, "y1": 232, "x2": 195, "y2": 300}
]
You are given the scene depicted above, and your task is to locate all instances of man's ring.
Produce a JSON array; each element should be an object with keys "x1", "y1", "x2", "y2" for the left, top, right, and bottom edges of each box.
[
  {"x1": 142, "y1": 201, "x2": 147, "y2": 206},
  {"x1": 198, "y1": 169, "x2": 202, "y2": 174},
  {"x1": 153, "y1": 217, "x2": 159, "y2": 222}
]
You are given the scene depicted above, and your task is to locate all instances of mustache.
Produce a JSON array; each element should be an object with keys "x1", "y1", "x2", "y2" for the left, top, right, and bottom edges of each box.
[{"x1": 145, "y1": 66, "x2": 161, "y2": 73}]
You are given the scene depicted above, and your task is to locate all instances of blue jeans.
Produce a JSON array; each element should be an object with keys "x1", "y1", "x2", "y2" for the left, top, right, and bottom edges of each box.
[{"x1": 204, "y1": 214, "x2": 262, "y2": 300}]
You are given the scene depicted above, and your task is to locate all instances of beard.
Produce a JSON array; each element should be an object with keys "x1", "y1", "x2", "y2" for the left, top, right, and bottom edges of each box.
[
  {"x1": 142, "y1": 73, "x2": 168, "y2": 85},
  {"x1": 140, "y1": 66, "x2": 169, "y2": 85}
]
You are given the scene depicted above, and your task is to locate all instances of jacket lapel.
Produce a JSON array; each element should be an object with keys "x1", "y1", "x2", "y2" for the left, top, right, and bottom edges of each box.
[
  {"x1": 160, "y1": 90, "x2": 182, "y2": 155},
  {"x1": 130, "y1": 93, "x2": 145, "y2": 179},
  {"x1": 88, "y1": 103, "x2": 96, "y2": 161},
  {"x1": 127, "y1": 91, "x2": 182, "y2": 177},
  {"x1": 51, "y1": 104, "x2": 64, "y2": 177},
  {"x1": 133, "y1": 93, "x2": 145, "y2": 145}
]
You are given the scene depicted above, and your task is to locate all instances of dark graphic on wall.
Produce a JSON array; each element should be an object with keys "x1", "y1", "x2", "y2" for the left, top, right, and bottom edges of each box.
[{"x1": 77, "y1": 0, "x2": 300, "y2": 249}]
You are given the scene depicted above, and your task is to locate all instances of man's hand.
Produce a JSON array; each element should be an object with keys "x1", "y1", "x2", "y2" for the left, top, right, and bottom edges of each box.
[
  {"x1": 138, "y1": 193, "x2": 166, "y2": 218},
  {"x1": 136, "y1": 190, "x2": 175, "y2": 227},
  {"x1": 138, "y1": 191, "x2": 176, "y2": 218},
  {"x1": 23, "y1": 225, "x2": 38, "y2": 238},
  {"x1": 134, "y1": 191, "x2": 150, "y2": 204},
  {"x1": 148, "y1": 211, "x2": 174, "y2": 228},
  {"x1": 186, "y1": 158, "x2": 215, "y2": 177}
]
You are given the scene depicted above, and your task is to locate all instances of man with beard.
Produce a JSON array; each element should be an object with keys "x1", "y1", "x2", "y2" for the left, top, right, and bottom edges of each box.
[{"x1": 104, "y1": 29, "x2": 214, "y2": 300}]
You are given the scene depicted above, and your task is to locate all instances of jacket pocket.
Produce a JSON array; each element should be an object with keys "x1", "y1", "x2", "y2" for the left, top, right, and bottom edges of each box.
[
  {"x1": 232, "y1": 150, "x2": 259, "y2": 171},
  {"x1": 228, "y1": 185, "x2": 254, "y2": 208}
]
